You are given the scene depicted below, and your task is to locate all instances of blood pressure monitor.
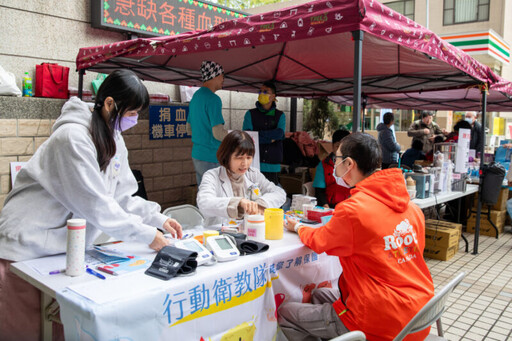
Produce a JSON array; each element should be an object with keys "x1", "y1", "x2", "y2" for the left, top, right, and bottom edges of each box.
[
  {"x1": 205, "y1": 235, "x2": 240, "y2": 262},
  {"x1": 174, "y1": 238, "x2": 213, "y2": 266}
]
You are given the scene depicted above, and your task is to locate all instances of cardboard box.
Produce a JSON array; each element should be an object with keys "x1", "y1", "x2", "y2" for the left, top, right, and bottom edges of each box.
[
  {"x1": 424, "y1": 225, "x2": 460, "y2": 249},
  {"x1": 473, "y1": 188, "x2": 509, "y2": 211},
  {"x1": 425, "y1": 219, "x2": 462, "y2": 234},
  {"x1": 466, "y1": 210, "x2": 506, "y2": 237},
  {"x1": 317, "y1": 141, "x2": 332, "y2": 161},
  {"x1": 424, "y1": 244, "x2": 458, "y2": 261}
]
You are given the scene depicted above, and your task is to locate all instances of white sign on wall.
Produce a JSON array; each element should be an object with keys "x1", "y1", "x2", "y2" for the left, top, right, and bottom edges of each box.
[{"x1": 455, "y1": 128, "x2": 471, "y2": 173}]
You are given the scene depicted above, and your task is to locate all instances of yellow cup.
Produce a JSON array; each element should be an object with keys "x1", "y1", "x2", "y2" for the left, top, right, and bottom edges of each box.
[
  {"x1": 203, "y1": 230, "x2": 219, "y2": 243},
  {"x1": 264, "y1": 208, "x2": 284, "y2": 240}
]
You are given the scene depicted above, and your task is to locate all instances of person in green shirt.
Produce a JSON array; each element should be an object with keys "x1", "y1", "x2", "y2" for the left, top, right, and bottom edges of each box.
[{"x1": 187, "y1": 60, "x2": 229, "y2": 185}]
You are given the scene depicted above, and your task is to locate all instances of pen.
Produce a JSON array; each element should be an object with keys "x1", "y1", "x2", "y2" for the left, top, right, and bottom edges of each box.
[
  {"x1": 86, "y1": 267, "x2": 106, "y2": 280},
  {"x1": 96, "y1": 266, "x2": 118, "y2": 276},
  {"x1": 49, "y1": 269, "x2": 66, "y2": 275}
]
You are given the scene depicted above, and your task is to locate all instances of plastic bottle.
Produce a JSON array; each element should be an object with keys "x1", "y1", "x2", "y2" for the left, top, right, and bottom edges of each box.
[{"x1": 22, "y1": 72, "x2": 33, "y2": 97}]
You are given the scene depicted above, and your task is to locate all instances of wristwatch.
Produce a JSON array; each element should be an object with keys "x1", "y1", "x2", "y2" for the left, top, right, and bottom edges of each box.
[{"x1": 294, "y1": 222, "x2": 303, "y2": 233}]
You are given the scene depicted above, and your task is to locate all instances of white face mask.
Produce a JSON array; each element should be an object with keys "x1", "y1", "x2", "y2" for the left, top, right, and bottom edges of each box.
[{"x1": 333, "y1": 160, "x2": 351, "y2": 188}]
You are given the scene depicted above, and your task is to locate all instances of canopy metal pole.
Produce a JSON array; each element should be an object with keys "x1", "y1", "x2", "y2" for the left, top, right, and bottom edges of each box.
[
  {"x1": 351, "y1": 30, "x2": 364, "y2": 133},
  {"x1": 361, "y1": 95, "x2": 368, "y2": 133},
  {"x1": 290, "y1": 97, "x2": 297, "y2": 132},
  {"x1": 78, "y1": 69, "x2": 85, "y2": 100},
  {"x1": 472, "y1": 86, "x2": 488, "y2": 255}
]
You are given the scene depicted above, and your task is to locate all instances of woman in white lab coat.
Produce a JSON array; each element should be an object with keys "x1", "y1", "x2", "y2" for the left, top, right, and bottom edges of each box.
[{"x1": 197, "y1": 130, "x2": 286, "y2": 226}]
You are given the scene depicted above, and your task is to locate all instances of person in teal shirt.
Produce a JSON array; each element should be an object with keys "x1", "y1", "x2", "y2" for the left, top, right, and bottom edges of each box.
[
  {"x1": 242, "y1": 81, "x2": 286, "y2": 185},
  {"x1": 187, "y1": 60, "x2": 228, "y2": 185}
]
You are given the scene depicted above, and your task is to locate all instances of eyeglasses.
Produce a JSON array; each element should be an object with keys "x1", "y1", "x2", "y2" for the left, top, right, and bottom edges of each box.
[
  {"x1": 334, "y1": 155, "x2": 348, "y2": 163},
  {"x1": 258, "y1": 90, "x2": 271, "y2": 95}
]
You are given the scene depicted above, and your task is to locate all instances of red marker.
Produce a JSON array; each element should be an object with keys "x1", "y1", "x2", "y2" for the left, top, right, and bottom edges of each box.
[{"x1": 96, "y1": 266, "x2": 118, "y2": 276}]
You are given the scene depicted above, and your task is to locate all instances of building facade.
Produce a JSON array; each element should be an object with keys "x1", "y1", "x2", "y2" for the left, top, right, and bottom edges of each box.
[
  {"x1": 380, "y1": 0, "x2": 512, "y2": 141},
  {"x1": 0, "y1": 0, "x2": 303, "y2": 211}
]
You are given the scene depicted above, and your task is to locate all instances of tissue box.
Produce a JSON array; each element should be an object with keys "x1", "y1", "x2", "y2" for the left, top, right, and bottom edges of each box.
[{"x1": 307, "y1": 208, "x2": 334, "y2": 223}]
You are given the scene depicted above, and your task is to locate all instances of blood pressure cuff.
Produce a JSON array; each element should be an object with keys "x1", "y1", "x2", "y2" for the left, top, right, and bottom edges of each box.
[
  {"x1": 145, "y1": 246, "x2": 198, "y2": 280},
  {"x1": 221, "y1": 232, "x2": 269, "y2": 255}
]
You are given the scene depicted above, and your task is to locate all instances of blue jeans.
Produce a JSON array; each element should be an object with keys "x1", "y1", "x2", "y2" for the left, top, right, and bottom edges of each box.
[
  {"x1": 192, "y1": 158, "x2": 219, "y2": 185},
  {"x1": 507, "y1": 198, "x2": 512, "y2": 220}
]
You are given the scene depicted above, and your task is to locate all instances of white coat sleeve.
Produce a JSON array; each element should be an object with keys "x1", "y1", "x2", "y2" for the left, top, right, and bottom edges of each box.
[
  {"x1": 196, "y1": 170, "x2": 232, "y2": 219},
  {"x1": 40, "y1": 128, "x2": 157, "y2": 245},
  {"x1": 251, "y1": 170, "x2": 287, "y2": 208},
  {"x1": 113, "y1": 140, "x2": 168, "y2": 230}
]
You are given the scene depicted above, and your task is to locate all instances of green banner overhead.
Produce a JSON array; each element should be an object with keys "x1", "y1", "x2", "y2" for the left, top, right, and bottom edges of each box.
[{"x1": 91, "y1": 0, "x2": 247, "y2": 37}]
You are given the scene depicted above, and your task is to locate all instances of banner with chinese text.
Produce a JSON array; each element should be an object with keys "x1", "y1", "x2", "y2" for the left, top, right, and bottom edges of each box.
[
  {"x1": 91, "y1": 0, "x2": 247, "y2": 37},
  {"x1": 149, "y1": 104, "x2": 191, "y2": 140},
  {"x1": 57, "y1": 237, "x2": 341, "y2": 340}
]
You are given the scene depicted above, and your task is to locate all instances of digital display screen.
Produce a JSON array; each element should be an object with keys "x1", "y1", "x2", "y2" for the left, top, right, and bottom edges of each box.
[
  {"x1": 91, "y1": 0, "x2": 247, "y2": 38},
  {"x1": 184, "y1": 241, "x2": 203, "y2": 252},
  {"x1": 215, "y1": 238, "x2": 232, "y2": 250}
]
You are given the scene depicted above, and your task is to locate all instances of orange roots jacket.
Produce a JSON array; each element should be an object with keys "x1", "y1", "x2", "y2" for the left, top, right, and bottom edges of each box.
[{"x1": 299, "y1": 168, "x2": 434, "y2": 341}]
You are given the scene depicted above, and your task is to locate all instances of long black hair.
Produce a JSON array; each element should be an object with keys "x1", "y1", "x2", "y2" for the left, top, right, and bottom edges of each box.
[{"x1": 90, "y1": 70, "x2": 149, "y2": 171}]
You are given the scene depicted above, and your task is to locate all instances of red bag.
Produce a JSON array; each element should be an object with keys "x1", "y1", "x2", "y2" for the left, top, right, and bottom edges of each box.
[{"x1": 35, "y1": 63, "x2": 69, "y2": 99}]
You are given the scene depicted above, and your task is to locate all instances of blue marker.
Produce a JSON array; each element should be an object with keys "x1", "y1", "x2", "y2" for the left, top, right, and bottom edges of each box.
[{"x1": 86, "y1": 267, "x2": 106, "y2": 280}]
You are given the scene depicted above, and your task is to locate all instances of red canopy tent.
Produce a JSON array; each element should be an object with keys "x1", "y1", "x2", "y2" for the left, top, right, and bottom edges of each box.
[
  {"x1": 330, "y1": 84, "x2": 512, "y2": 112},
  {"x1": 77, "y1": 0, "x2": 498, "y2": 109},
  {"x1": 76, "y1": 0, "x2": 512, "y2": 253}
]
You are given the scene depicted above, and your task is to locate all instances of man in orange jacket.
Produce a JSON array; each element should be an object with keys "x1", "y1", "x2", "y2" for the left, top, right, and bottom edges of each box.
[{"x1": 279, "y1": 132, "x2": 434, "y2": 341}]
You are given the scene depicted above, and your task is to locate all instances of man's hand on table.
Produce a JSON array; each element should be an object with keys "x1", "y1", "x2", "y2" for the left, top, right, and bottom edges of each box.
[{"x1": 285, "y1": 216, "x2": 301, "y2": 233}]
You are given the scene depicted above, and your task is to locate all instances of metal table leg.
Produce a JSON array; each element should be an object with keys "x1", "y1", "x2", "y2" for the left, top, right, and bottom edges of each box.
[{"x1": 41, "y1": 292, "x2": 53, "y2": 341}]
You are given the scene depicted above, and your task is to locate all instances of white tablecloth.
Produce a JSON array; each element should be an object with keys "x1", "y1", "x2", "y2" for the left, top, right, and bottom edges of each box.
[{"x1": 55, "y1": 232, "x2": 341, "y2": 340}]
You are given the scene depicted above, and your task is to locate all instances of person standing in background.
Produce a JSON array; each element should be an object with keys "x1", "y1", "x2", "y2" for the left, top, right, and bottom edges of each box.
[
  {"x1": 407, "y1": 112, "x2": 444, "y2": 154},
  {"x1": 313, "y1": 129, "x2": 351, "y2": 208},
  {"x1": 242, "y1": 81, "x2": 285, "y2": 185},
  {"x1": 464, "y1": 111, "x2": 484, "y2": 153},
  {"x1": 377, "y1": 112, "x2": 401, "y2": 169},
  {"x1": 187, "y1": 60, "x2": 229, "y2": 185}
]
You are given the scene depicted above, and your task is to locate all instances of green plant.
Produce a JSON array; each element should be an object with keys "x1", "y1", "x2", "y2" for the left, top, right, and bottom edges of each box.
[{"x1": 303, "y1": 98, "x2": 340, "y2": 139}]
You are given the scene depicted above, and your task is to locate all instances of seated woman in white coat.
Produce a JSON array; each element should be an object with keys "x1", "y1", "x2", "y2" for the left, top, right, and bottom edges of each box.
[{"x1": 197, "y1": 130, "x2": 286, "y2": 226}]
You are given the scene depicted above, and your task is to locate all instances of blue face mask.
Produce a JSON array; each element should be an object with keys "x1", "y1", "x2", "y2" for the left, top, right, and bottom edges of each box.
[
  {"x1": 465, "y1": 118, "x2": 473, "y2": 125},
  {"x1": 115, "y1": 114, "x2": 139, "y2": 132}
]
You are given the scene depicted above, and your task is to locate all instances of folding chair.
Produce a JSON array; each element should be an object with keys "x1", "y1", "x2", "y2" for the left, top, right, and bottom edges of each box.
[
  {"x1": 162, "y1": 204, "x2": 205, "y2": 230},
  {"x1": 393, "y1": 272, "x2": 466, "y2": 341},
  {"x1": 329, "y1": 331, "x2": 366, "y2": 341}
]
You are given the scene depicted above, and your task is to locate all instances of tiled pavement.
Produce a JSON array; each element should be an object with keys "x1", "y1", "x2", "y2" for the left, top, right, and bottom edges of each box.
[{"x1": 426, "y1": 227, "x2": 512, "y2": 340}]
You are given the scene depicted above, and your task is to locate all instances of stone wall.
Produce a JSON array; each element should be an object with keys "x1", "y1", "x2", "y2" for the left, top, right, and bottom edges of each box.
[
  {"x1": 0, "y1": 92, "x2": 302, "y2": 212},
  {"x1": 0, "y1": 97, "x2": 195, "y2": 211}
]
